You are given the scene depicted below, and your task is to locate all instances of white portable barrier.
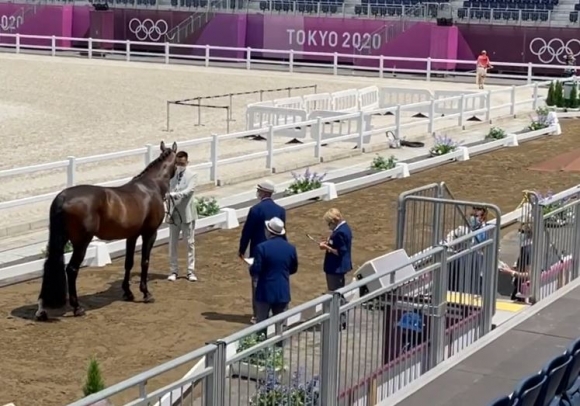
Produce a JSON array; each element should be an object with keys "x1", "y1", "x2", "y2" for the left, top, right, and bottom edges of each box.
[
  {"x1": 273, "y1": 96, "x2": 304, "y2": 110},
  {"x1": 309, "y1": 110, "x2": 372, "y2": 144},
  {"x1": 358, "y1": 86, "x2": 380, "y2": 111},
  {"x1": 433, "y1": 90, "x2": 487, "y2": 119},
  {"x1": 246, "y1": 105, "x2": 308, "y2": 139},
  {"x1": 332, "y1": 89, "x2": 360, "y2": 112},
  {"x1": 303, "y1": 93, "x2": 333, "y2": 113},
  {"x1": 378, "y1": 87, "x2": 433, "y2": 116}
]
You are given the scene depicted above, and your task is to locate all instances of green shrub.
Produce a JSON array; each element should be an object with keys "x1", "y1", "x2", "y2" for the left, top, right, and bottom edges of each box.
[
  {"x1": 570, "y1": 84, "x2": 579, "y2": 109},
  {"x1": 546, "y1": 81, "x2": 555, "y2": 106},
  {"x1": 370, "y1": 154, "x2": 397, "y2": 171},
  {"x1": 83, "y1": 357, "x2": 105, "y2": 396},
  {"x1": 195, "y1": 197, "x2": 220, "y2": 217},
  {"x1": 41, "y1": 241, "x2": 73, "y2": 257},
  {"x1": 485, "y1": 127, "x2": 507, "y2": 140},
  {"x1": 555, "y1": 81, "x2": 564, "y2": 107},
  {"x1": 285, "y1": 168, "x2": 325, "y2": 195},
  {"x1": 236, "y1": 334, "x2": 284, "y2": 370}
]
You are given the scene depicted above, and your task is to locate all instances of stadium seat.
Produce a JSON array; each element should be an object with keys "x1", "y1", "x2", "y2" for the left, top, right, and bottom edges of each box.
[
  {"x1": 489, "y1": 395, "x2": 512, "y2": 406},
  {"x1": 511, "y1": 373, "x2": 548, "y2": 406},
  {"x1": 539, "y1": 354, "x2": 573, "y2": 406},
  {"x1": 559, "y1": 338, "x2": 580, "y2": 404},
  {"x1": 570, "y1": 11, "x2": 579, "y2": 22}
]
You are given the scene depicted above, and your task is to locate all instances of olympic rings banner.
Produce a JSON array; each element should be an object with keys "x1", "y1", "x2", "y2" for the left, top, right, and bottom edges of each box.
[{"x1": 0, "y1": 3, "x2": 578, "y2": 72}]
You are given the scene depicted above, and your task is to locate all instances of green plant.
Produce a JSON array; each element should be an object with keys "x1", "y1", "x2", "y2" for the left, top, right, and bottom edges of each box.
[
  {"x1": 250, "y1": 369, "x2": 320, "y2": 406},
  {"x1": 546, "y1": 81, "x2": 556, "y2": 106},
  {"x1": 195, "y1": 197, "x2": 220, "y2": 217},
  {"x1": 555, "y1": 81, "x2": 564, "y2": 107},
  {"x1": 237, "y1": 334, "x2": 285, "y2": 370},
  {"x1": 527, "y1": 106, "x2": 554, "y2": 131},
  {"x1": 285, "y1": 168, "x2": 325, "y2": 195},
  {"x1": 485, "y1": 126, "x2": 507, "y2": 140},
  {"x1": 569, "y1": 84, "x2": 579, "y2": 109},
  {"x1": 83, "y1": 357, "x2": 106, "y2": 396},
  {"x1": 370, "y1": 154, "x2": 397, "y2": 171},
  {"x1": 41, "y1": 241, "x2": 73, "y2": 257},
  {"x1": 429, "y1": 134, "x2": 460, "y2": 156}
]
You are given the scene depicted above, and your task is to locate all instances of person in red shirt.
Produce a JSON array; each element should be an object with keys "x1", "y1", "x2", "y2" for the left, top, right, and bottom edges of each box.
[{"x1": 476, "y1": 50, "x2": 493, "y2": 89}]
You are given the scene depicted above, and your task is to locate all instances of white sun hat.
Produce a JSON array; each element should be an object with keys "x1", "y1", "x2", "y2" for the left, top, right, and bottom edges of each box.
[{"x1": 265, "y1": 217, "x2": 286, "y2": 236}]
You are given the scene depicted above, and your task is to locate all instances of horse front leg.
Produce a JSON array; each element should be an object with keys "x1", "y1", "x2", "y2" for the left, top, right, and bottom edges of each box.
[
  {"x1": 139, "y1": 231, "x2": 157, "y2": 303},
  {"x1": 67, "y1": 240, "x2": 91, "y2": 317},
  {"x1": 122, "y1": 237, "x2": 138, "y2": 302}
]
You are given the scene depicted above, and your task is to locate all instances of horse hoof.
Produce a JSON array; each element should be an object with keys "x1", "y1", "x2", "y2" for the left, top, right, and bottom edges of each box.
[
  {"x1": 143, "y1": 295, "x2": 155, "y2": 304},
  {"x1": 35, "y1": 310, "x2": 48, "y2": 322},
  {"x1": 123, "y1": 292, "x2": 135, "y2": 302},
  {"x1": 73, "y1": 307, "x2": 86, "y2": 317}
]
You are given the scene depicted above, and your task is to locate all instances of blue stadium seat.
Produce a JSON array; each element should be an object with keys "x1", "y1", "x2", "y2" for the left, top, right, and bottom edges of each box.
[
  {"x1": 511, "y1": 373, "x2": 548, "y2": 406},
  {"x1": 539, "y1": 354, "x2": 573, "y2": 406},
  {"x1": 559, "y1": 338, "x2": 580, "y2": 405},
  {"x1": 571, "y1": 11, "x2": 579, "y2": 22},
  {"x1": 489, "y1": 395, "x2": 512, "y2": 406}
]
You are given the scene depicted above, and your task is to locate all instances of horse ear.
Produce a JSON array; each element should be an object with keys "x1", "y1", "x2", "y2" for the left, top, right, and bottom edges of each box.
[
  {"x1": 160, "y1": 141, "x2": 166, "y2": 151},
  {"x1": 172, "y1": 142, "x2": 177, "y2": 152}
]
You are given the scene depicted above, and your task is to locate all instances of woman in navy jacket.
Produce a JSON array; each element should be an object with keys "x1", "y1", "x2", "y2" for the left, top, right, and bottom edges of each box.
[{"x1": 319, "y1": 208, "x2": 353, "y2": 291}]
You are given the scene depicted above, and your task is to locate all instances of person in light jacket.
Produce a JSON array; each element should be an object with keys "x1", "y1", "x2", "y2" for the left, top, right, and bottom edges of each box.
[
  {"x1": 250, "y1": 217, "x2": 298, "y2": 323},
  {"x1": 166, "y1": 151, "x2": 198, "y2": 282},
  {"x1": 239, "y1": 179, "x2": 286, "y2": 323}
]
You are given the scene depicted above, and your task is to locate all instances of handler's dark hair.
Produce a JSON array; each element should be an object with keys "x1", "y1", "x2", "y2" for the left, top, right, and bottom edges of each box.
[{"x1": 176, "y1": 151, "x2": 188, "y2": 160}]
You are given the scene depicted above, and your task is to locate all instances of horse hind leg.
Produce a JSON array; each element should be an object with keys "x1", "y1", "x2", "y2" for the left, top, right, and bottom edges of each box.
[
  {"x1": 139, "y1": 231, "x2": 157, "y2": 303},
  {"x1": 122, "y1": 237, "x2": 138, "y2": 302},
  {"x1": 67, "y1": 238, "x2": 92, "y2": 317}
]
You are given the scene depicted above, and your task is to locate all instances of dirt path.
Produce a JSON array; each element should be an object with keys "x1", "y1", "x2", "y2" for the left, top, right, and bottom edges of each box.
[{"x1": 1, "y1": 121, "x2": 580, "y2": 406}]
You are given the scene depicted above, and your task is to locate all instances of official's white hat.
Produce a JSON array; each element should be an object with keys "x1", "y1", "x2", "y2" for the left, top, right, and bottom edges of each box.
[
  {"x1": 265, "y1": 217, "x2": 286, "y2": 236},
  {"x1": 257, "y1": 179, "x2": 276, "y2": 194}
]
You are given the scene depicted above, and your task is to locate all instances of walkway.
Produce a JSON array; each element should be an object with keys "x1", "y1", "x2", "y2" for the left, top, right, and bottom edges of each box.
[{"x1": 389, "y1": 280, "x2": 580, "y2": 406}]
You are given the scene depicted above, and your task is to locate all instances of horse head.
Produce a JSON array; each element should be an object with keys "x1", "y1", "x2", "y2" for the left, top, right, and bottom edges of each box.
[{"x1": 157, "y1": 140, "x2": 178, "y2": 183}]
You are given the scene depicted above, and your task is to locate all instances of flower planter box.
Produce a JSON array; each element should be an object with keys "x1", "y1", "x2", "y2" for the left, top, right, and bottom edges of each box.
[
  {"x1": 545, "y1": 212, "x2": 575, "y2": 227},
  {"x1": 230, "y1": 362, "x2": 284, "y2": 381}
]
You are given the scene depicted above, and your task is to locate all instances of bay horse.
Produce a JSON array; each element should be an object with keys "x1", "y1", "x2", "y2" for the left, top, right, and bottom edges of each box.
[{"x1": 35, "y1": 141, "x2": 178, "y2": 321}]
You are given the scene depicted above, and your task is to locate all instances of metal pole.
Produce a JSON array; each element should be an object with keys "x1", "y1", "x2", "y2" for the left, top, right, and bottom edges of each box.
[
  {"x1": 260, "y1": 89, "x2": 264, "y2": 102},
  {"x1": 226, "y1": 107, "x2": 230, "y2": 133},
  {"x1": 228, "y1": 93, "x2": 234, "y2": 121},
  {"x1": 287, "y1": 86, "x2": 291, "y2": 97},
  {"x1": 166, "y1": 101, "x2": 171, "y2": 132},
  {"x1": 196, "y1": 97, "x2": 202, "y2": 127}
]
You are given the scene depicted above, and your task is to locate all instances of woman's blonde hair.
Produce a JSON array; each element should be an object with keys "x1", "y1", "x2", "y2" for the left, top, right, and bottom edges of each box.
[{"x1": 323, "y1": 208, "x2": 343, "y2": 225}]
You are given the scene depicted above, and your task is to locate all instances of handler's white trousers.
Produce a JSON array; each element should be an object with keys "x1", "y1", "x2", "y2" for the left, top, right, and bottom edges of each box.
[{"x1": 169, "y1": 221, "x2": 196, "y2": 275}]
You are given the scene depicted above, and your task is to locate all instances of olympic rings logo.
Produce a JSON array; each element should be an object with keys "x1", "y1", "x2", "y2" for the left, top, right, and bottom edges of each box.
[
  {"x1": 128, "y1": 18, "x2": 172, "y2": 42},
  {"x1": 529, "y1": 37, "x2": 580, "y2": 64}
]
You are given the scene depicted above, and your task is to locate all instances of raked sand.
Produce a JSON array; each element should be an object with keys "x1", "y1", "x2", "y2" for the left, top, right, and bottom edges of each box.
[{"x1": 0, "y1": 53, "x2": 542, "y2": 229}]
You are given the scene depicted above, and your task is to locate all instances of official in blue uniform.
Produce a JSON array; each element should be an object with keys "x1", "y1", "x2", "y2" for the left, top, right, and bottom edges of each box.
[
  {"x1": 319, "y1": 208, "x2": 353, "y2": 291},
  {"x1": 250, "y1": 217, "x2": 298, "y2": 323},
  {"x1": 238, "y1": 179, "x2": 286, "y2": 323}
]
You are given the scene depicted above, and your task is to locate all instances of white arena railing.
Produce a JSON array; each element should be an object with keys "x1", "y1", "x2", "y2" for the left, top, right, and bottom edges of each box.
[
  {"x1": 0, "y1": 33, "x2": 577, "y2": 81},
  {"x1": 0, "y1": 71, "x2": 550, "y2": 213}
]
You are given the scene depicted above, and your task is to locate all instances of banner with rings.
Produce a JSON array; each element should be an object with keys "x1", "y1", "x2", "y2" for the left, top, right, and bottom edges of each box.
[{"x1": 529, "y1": 37, "x2": 580, "y2": 64}]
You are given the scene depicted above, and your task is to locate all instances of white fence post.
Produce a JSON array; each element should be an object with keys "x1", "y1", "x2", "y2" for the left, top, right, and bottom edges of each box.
[
  {"x1": 51, "y1": 35, "x2": 56, "y2": 56},
  {"x1": 246, "y1": 47, "x2": 251, "y2": 70},
  {"x1": 210, "y1": 134, "x2": 219, "y2": 183},
  {"x1": 88, "y1": 38, "x2": 93, "y2": 59},
  {"x1": 125, "y1": 40, "x2": 131, "y2": 62},
  {"x1": 266, "y1": 126, "x2": 274, "y2": 170},
  {"x1": 485, "y1": 90, "x2": 492, "y2": 122},
  {"x1": 426, "y1": 57, "x2": 431, "y2": 82},
  {"x1": 15, "y1": 33, "x2": 20, "y2": 54},
  {"x1": 144, "y1": 144, "x2": 155, "y2": 166},
  {"x1": 357, "y1": 111, "x2": 365, "y2": 149},
  {"x1": 458, "y1": 94, "x2": 465, "y2": 127},
  {"x1": 532, "y1": 82, "x2": 539, "y2": 110},
  {"x1": 394, "y1": 105, "x2": 401, "y2": 140},
  {"x1": 205, "y1": 45, "x2": 210, "y2": 67},
  {"x1": 67, "y1": 156, "x2": 76, "y2": 187},
  {"x1": 527, "y1": 63, "x2": 533, "y2": 84},
  {"x1": 333, "y1": 53, "x2": 338, "y2": 75},
  {"x1": 164, "y1": 42, "x2": 170, "y2": 64},
  {"x1": 510, "y1": 86, "x2": 516, "y2": 116},
  {"x1": 289, "y1": 50, "x2": 294, "y2": 73},
  {"x1": 428, "y1": 99, "x2": 435, "y2": 134},
  {"x1": 379, "y1": 55, "x2": 384, "y2": 79},
  {"x1": 314, "y1": 117, "x2": 322, "y2": 160}
]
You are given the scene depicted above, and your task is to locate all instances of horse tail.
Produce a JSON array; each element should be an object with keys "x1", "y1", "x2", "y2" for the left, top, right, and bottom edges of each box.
[{"x1": 39, "y1": 193, "x2": 69, "y2": 308}]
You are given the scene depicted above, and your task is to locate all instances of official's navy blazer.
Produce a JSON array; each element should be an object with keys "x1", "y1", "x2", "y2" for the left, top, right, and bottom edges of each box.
[
  {"x1": 250, "y1": 236, "x2": 298, "y2": 304},
  {"x1": 323, "y1": 221, "x2": 353, "y2": 275},
  {"x1": 239, "y1": 198, "x2": 286, "y2": 258}
]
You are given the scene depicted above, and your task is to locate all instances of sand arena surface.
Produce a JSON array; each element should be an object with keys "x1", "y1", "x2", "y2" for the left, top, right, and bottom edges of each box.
[
  {"x1": 0, "y1": 121, "x2": 578, "y2": 406},
  {"x1": 0, "y1": 53, "x2": 540, "y2": 228}
]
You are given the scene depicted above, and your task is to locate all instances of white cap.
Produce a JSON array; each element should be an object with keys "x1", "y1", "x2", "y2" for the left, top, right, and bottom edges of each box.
[
  {"x1": 265, "y1": 217, "x2": 286, "y2": 236},
  {"x1": 257, "y1": 179, "x2": 276, "y2": 194}
]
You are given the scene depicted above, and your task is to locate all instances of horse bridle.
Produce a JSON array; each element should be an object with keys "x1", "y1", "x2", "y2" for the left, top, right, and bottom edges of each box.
[{"x1": 164, "y1": 193, "x2": 183, "y2": 226}]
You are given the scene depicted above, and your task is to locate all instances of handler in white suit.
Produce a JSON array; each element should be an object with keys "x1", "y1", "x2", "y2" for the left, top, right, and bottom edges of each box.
[{"x1": 166, "y1": 151, "x2": 198, "y2": 282}]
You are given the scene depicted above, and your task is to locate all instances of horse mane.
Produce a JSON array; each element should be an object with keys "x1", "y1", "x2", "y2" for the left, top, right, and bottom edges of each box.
[{"x1": 132, "y1": 148, "x2": 173, "y2": 181}]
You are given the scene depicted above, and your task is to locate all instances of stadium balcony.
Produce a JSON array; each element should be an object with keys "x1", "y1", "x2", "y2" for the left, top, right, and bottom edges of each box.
[{"x1": 487, "y1": 336, "x2": 580, "y2": 406}]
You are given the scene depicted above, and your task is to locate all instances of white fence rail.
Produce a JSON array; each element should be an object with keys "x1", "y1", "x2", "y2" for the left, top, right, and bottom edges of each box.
[
  {"x1": 0, "y1": 33, "x2": 577, "y2": 82},
  {"x1": 0, "y1": 73, "x2": 548, "y2": 213}
]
